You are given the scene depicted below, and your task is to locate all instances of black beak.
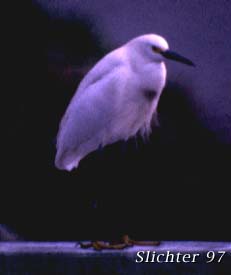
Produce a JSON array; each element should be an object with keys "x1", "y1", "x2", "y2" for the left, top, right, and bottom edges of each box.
[{"x1": 161, "y1": 50, "x2": 195, "y2": 66}]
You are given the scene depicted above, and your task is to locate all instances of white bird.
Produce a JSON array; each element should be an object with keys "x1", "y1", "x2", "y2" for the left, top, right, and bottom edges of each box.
[{"x1": 55, "y1": 34, "x2": 194, "y2": 171}]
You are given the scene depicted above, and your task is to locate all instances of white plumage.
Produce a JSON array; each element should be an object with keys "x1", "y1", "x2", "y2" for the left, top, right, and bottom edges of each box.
[{"x1": 55, "y1": 34, "x2": 194, "y2": 171}]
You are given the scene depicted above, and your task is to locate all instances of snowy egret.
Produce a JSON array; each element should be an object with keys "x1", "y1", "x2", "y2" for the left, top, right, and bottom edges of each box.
[{"x1": 55, "y1": 34, "x2": 194, "y2": 171}]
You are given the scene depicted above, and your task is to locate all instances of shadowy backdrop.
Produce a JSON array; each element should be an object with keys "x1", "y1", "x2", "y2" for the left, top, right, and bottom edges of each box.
[{"x1": 3, "y1": 0, "x2": 231, "y2": 241}]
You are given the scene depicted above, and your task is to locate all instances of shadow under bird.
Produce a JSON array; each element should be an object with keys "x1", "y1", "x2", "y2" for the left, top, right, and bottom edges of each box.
[{"x1": 55, "y1": 34, "x2": 194, "y2": 171}]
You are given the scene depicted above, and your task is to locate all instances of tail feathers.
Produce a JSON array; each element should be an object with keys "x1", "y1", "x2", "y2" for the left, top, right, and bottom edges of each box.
[{"x1": 55, "y1": 149, "x2": 81, "y2": 171}]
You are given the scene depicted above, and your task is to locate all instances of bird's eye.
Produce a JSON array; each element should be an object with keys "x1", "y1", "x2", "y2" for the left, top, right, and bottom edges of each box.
[{"x1": 152, "y1": 46, "x2": 162, "y2": 54}]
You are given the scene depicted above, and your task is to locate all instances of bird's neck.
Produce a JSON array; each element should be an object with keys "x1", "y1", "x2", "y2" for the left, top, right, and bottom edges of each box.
[{"x1": 136, "y1": 61, "x2": 167, "y2": 94}]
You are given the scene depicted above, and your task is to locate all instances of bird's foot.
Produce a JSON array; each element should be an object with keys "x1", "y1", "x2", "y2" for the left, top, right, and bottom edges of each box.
[
  {"x1": 79, "y1": 235, "x2": 160, "y2": 250},
  {"x1": 79, "y1": 240, "x2": 129, "y2": 250}
]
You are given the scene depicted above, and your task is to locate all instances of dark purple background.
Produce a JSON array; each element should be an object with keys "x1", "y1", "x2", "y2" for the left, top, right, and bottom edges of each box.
[{"x1": 3, "y1": 1, "x2": 231, "y2": 241}]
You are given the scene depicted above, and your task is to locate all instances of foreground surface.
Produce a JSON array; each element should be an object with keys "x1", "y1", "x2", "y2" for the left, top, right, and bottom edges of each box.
[{"x1": 0, "y1": 241, "x2": 231, "y2": 274}]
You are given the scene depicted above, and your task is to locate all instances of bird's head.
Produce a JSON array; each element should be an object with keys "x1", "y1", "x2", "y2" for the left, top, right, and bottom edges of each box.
[{"x1": 129, "y1": 34, "x2": 195, "y2": 66}]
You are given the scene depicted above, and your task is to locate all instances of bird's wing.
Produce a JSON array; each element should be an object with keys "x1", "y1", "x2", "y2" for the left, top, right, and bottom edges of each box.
[
  {"x1": 55, "y1": 53, "x2": 128, "y2": 170},
  {"x1": 74, "y1": 49, "x2": 124, "y2": 98},
  {"x1": 58, "y1": 49, "x2": 124, "y2": 132}
]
